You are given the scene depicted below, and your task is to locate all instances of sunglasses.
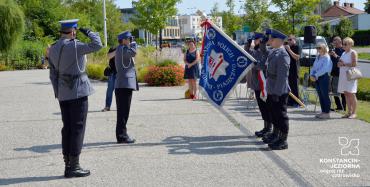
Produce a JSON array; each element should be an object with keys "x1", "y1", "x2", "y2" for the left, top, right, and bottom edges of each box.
[
  {"x1": 316, "y1": 47, "x2": 322, "y2": 50},
  {"x1": 288, "y1": 38, "x2": 294, "y2": 41}
]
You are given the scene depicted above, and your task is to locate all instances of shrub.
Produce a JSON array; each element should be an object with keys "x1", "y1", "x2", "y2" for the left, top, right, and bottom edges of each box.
[
  {"x1": 137, "y1": 66, "x2": 149, "y2": 83},
  {"x1": 4, "y1": 40, "x2": 46, "y2": 70},
  {"x1": 135, "y1": 46, "x2": 156, "y2": 69},
  {"x1": 144, "y1": 64, "x2": 185, "y2": 86},
  {"x1": 156, "y1": 59, "x2": 177, "y2": 67},
  {"x1": 352, "y1": 30, "x2": 370, "y2": 46},
  {"x1": 86, "y1": 63, "x2": 107, "y2": 81},
  {"x1": 0, "y1": 64, "x2": 8, "y2": 71}
]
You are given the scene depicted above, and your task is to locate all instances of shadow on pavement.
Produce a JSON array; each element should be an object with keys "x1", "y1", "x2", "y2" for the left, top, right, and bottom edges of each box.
[
  {"x1": 53, "y1": 110, "x2": 116, "y2": 115},
  {"x1": 14, "y1": 142, "x2": 117, "y2": 153},
  {"x1": 14, "y1": 136, "x2": 268, "y2": 155},
  {"x1": 162, "y1": 135, "x2": 268, "y2": 155},
  {"x1": 26, "y1": 82, "x2": 51, "y2": 85},
  {"x1": 0, "y1": 176, "x2": 64, "y2": 186}
]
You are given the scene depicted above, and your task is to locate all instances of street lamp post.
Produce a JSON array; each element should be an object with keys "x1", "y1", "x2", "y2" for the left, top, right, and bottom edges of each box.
[
  {"x1": 103, "y1": 0, "x2": 108, "y2": 47},
  {"x1": 291, "y1": 0, "x2": 295, "y2": 34}
]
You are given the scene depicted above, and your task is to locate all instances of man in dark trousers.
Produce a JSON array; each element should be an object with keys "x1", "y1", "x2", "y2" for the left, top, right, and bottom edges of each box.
[
  {"x1": 114, "y1": 31, "x2": 138, "y2": 144},
  {"x1": 245, "y1": 32, "x2": 272, "y2": 138},
  {"x1": 48, "y1": 19, "x2": 102, "y2": 177},
  {"x1": 329, "y1": 36, "x2": 346, "y2": 111},
  {"x1": 285, "y1": 35, "x2": 300, "y2": 107},
  {"x1": 265, "y1": 29, "x2": 290, "y2": 150}
]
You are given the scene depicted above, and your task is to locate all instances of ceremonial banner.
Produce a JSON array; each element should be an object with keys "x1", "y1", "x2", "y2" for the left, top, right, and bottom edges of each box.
[{"x1": 199, "y1": 20, "x2": 256, "y2": 107}]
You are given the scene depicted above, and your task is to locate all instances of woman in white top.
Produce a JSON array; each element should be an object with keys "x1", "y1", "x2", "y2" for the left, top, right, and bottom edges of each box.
[{"x1": 337, "y1": 37, "x2": 358, "y2": 119}]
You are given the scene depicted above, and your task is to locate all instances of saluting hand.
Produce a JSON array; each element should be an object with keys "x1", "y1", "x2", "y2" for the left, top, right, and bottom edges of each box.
[{"x1": 79, "y1": 28, "x2": 91, "y2": 36}]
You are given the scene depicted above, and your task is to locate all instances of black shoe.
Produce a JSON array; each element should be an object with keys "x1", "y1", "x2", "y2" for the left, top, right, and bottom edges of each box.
[
  {"x1": 255, "y1": 129, "x2": 267, "y2": 137},
  {"x1": 117, "y1": 136, "x2": 136, "y2": 144},
  {"x1": 255, "y1": 122, "x2": 272, "y2": 138},
  {"x1": 262, "y1": 132, "x2": 272, "y2": 141},
  {"x1": 63, "y1": 155, "x2": 70, "y2": 177},
  {"x1": 263, "y1": 127, "x2": 279, "y2": 144},
  {"x1": 268, "y1": 139, "x2": 288, "y2": 150},
  {"x1": 64, "y1": 156, "x2": 90, "y2": 178},
  {"x1": 263, "y1": 134, "x2": 279, "y2": 144}
]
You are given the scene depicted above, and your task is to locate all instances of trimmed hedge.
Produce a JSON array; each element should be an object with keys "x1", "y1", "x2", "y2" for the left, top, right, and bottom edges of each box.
[{"x1": 352, "y1": 30, "x2": 370, "y2": 46}]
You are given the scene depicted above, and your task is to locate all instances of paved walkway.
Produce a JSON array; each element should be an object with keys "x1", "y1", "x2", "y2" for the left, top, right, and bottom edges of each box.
[{"x1": 0, "y1": 70, "x2": 369, "y2": 186}]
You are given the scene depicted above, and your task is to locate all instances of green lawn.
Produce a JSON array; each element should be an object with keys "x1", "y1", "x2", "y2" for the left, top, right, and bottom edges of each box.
[
  {"x1": 358, "y1": 53, "x2": 370, "y2": 60},
  {"x1": 356, "y1": 100, "x2": 370, "y2": 123},
  {"x1": 304, "y1": 91, "x2": 370, "y2": 123}
]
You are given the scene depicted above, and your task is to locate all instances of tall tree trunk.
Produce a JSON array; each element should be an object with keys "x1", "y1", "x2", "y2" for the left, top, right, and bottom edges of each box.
[{"x1": 159, "y1": 29, "x2": 163, "y2": 51}]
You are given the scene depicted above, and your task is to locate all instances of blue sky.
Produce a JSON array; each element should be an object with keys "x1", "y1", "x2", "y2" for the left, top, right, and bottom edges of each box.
[{"x1": 114, "y1": 0, "x2": 366, "y2": 15}]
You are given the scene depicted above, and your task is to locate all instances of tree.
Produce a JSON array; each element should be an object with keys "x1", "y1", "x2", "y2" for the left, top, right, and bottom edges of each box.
[
  {"x1": 335, "y1": 16, "x2": 354, "y2": 39},
  {"x1": 131, "y1": 0, "x2": 180, "y2": 49},
  {"x1": 271, "y1": 0, "x2": 321, "y2": 35},
  {"x1": 0, "y1": 0, "x2": 24, "y2": 52},
  {"x1": 221, "y1": 0, "x2": 243, "y2": 37},
  {"x1": 317, "y1": 0, "x2": 331, "y2": 14},
  {"x1": 210, "y1": 2, "x2": 223, "y2": 28},
  {"x1": 61, "y1": 0, "x2": 132, "y2": 47},
  {"x1": 365, "y1": 0, "x2": 370, "y2": 14},
  {"x1": 17, "y1": 0, "x2": 66, "y2": 42},
  {"x1": 244, "y1": 0, "x2": 269, "y2": 32},
  {"x1": 210, "y1": 2, "x2": 220, "y2": 18},
  {"x1": 321, "y1": 23, "x2": 333, "y2": 38}
]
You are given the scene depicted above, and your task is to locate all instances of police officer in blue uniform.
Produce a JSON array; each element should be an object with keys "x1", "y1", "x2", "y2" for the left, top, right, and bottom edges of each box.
[
  {"x1": 114, "y1": 31, "x2": 138, "y2": 144},
  {"x1": 48, "y1": 19, "x2": 102, "y2": 177},
  {"x1": 245, "y1": 32, "x2": 272, "y2": 138},
  {"x1": 264, "y1": 29, "x2": 290, "y2": 150}
]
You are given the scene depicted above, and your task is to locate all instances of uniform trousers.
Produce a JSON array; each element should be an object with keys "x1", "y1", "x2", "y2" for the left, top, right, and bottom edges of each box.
[
  {"x1": 59, "y1": 96, "x2": 88, "y2": 156},
  {"x1": 255, "y1": 90, "x2": 272, "y2": 123},
  {"x1": 115, "y1": 88, "x2": 133, "y2": 139},
  {"x1": 267, "y1": 94, "x2": 289, "y2": 134}
]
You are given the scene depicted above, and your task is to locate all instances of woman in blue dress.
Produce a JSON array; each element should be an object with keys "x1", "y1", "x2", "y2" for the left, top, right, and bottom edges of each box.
[{"x1": 183, "y1": 40, "x2": 200, "y2": 99}]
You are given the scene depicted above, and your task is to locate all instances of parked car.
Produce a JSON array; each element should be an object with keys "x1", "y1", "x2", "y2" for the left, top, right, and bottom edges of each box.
[{"x1": 297, "y1": 36, "x2": 328, "y2": 67}]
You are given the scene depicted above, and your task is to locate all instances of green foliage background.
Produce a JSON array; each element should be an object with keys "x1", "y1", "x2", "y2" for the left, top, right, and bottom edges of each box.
[{"x1": 0, "y1": 0, "x2": 25, "y2": 52}]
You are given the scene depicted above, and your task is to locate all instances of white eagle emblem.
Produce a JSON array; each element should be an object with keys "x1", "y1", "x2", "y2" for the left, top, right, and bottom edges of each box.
[{"x1": 208, "y1": 50, "x2": 229, "y2": 81}]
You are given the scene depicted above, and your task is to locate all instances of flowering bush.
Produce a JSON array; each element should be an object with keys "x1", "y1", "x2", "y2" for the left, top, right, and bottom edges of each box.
[{"x1": 144, "y1": 64, "x2": 185, "y2": 86}]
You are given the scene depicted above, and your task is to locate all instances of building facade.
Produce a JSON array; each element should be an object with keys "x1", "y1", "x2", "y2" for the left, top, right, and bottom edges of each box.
[
  {"x1": 320, "y1": 1, "x2": 370, "y2": 31},
  {"x1": 178, "y1": 15, "x2": 222, "y2": 39}
]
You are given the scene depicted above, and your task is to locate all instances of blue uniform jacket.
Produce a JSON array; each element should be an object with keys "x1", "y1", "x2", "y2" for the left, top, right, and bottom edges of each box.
[{"x1": 48, "y1": 32, "x2": 103, "y2": 101}]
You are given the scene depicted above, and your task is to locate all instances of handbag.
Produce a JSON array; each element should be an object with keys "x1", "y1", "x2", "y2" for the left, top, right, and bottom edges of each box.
[
  {"x1": 346, "y1": 67, "x2": 362, "y2": 81},
  {"x1": 103, "y1": 66, "x2": 112, "y2": 76}
]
